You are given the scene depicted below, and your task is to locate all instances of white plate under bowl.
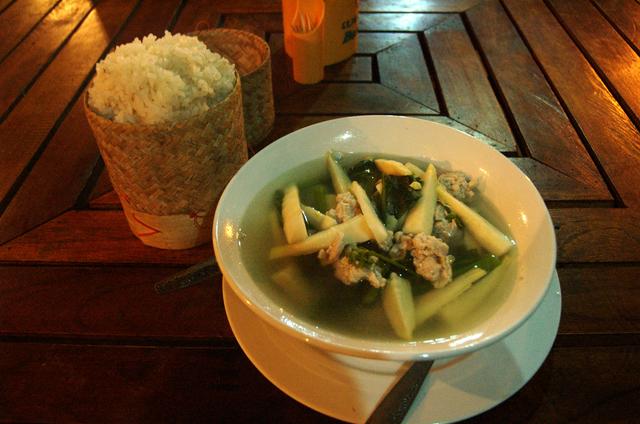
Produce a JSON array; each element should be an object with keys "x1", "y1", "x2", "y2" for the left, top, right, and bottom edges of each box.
[
  {"x1": 223, "y1": 272, "x2": 561, "y2": 423},
  {"x1": 214, "y1": 115, "x2": 556, "y2": 360}
]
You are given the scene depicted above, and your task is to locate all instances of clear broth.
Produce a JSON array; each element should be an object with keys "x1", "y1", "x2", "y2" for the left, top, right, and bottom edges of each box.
[{"x1": 238, "y1": 154, "x2": 517, "y2": 342}]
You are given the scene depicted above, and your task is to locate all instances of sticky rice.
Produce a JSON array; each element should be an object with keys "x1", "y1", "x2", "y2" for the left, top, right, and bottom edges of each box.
[{"x1": 87, "y1": 31, "x2": 236, "y2": 125}]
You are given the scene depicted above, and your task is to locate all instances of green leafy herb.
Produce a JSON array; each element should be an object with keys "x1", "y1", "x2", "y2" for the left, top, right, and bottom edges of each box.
[
  {"x1": 347, "y1": 244, "x2": 423, "y2": 281},
  {"x1": 348, "y1": 160, "x2": 381, "y2": 197},
  {"x1": 381, "y1": 175, "x2": 420, "y2": 219}
]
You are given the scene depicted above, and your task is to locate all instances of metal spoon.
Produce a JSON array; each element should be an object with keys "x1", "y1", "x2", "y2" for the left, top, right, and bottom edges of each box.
[{"x1": 366, "y1": 359, "x2": 434, "y2": 424}]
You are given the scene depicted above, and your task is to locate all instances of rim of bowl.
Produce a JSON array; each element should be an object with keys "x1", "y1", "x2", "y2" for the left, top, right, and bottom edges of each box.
[{"x1": 213, "y1": 115, "x2": 556, "y2": 361}]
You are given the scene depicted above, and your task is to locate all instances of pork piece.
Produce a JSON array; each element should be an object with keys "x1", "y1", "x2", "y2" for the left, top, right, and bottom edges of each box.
[
  {"x1": 318, "y1": 233, "x2": 346, "y2": 265},
  {"x1": 432, "y1": 203, "x2": 461, "y2": 244},
  {"x1": 388, "y1": 231, "x2": 453, "y2": 288},
  {"x1": 332, "y1": 255, "x2": 387, "y2": 288},
  {"x1": 411, "y1": 233, "x2": 453, "y2": 288},
  {"x1": 326, "y1": 192, "x2": 361, "y2": 223},
  {"x1": 438, "y1": 171, "x2": 475, "y2": 202}
]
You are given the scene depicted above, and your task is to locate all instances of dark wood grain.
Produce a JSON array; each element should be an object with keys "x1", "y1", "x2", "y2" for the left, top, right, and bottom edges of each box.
[
  {"x1": 511, "y1": 158, "x2": 613, "y2": 202},
  {"x1": 0, "y1": 266, "x2": 228, "y2": 340},
  {"x1": 549, "y1": 0, "x2": 640, "y2": 123},
  {"x1": 462, "y1": 346, "x2": 640, "y2": 423},
  {"x1": 0, "y1": 342, "x2": 334, "y2": 423},
  {"x1": 378, "y1": 34, "x2": 439, "y2": 112},
  {"x1": 357, "y1": 32, "x2": 414, "y2": 54},
  {"x1": 0, "y1": 0, "x2": 182, "y2": 244},
  {"x1": 557, "y1": 266, "x2": 640, "y2": 334},
  {"x1": 0, "y1": 210, "x2": 212, "y2": 265},
  {"x1": 0, "y1": 0, "x2": 15, "y2": 14},
  {"x1": 0, "y1": 0, "x2": 137, "y2": 211},
  {"x1": 465, "y1": 0, "x2": 610, "y2": 198},
  {"x1": 171, "y1": 0, "x2": 222, "y2": 33},
  {"x1": 88, "y1": 163, "x2": 114, "y2": 202},
  {"x1": 0, "y1": 0, "x2": 93, "y2": 119},
  {"x1": 552, "y1": 208, "x2": 640, "y2": 263},
  {"x1": 0, "y1": 0, "x2": 59, "y2": 61},
  {"x1": 323, "y1": 56, "x2": 372, "y2": 82},
  {"x1": 504, "y1": 0, "x2": 640, "y2": 208},
  {"x1": 1, "y1": 343, "x2": 638, "y2": 423},
  {"x1": 359, "y1": 12, "x2": 449, "y2": 32},
  {"x1": 360, "y1": 0, "x2": 482, "y2": 13},
  {"x1": 276, "y1": 83, "x2": 437, "y2": 115},
  {"x1": 425, "y1": 14, "x2": 516, "y2": 150},
  {"x1": 222, "y1": 12, "x2": 281, "y2": 37},
  {"x1": 593, "y1": 0, "x2": 640, "y2": 52},
  {"x1": 89, "y1": 190, "x2": 121, "y2": 209}
]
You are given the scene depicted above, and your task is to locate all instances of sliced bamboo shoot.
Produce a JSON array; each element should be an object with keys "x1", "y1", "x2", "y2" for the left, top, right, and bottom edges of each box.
[
  {"x1": 282, "y1": 185, "x2": 308, "y2": 244},
  {"x1": 326, "y1": 151, "x2": 351, "y2": 194},
  {"x1": 375, "y1": 159, "x2": 412, "y2": 176},
  {"x1": 436, "y1": 185, "x2": 514, "y2": 256},
  {"x1": 403, "y1": 163, "x2": 438, "y2": 234},
  {"x1": 350, "y1": 181, "x2": 390, "y2": 247},
  {"x1": 404, "y1": 162, "x2": 425, "y2": 177},
  {"x1": 414, "y1": 267, "x2": 487, "y2": 326},
  {"x1": 269, "y1": 215, "x2": 373, "y2": 259},
  {"x1": 383, "y1": 273, "x2": 416, "y2": 340},
  {"x1": 301, "y1": 204, "x2": 337, "y2": 230}
]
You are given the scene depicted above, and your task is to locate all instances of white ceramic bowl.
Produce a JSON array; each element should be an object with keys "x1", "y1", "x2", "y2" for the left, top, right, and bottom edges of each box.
[{"x1": 213, "y1": 116, "x2": 556, "y2": 361}]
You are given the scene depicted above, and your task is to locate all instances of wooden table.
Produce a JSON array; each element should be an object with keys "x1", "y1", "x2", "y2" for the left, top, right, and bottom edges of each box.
[{"x1": 1, "y1": 0, "x2": 639, "y2": 422}]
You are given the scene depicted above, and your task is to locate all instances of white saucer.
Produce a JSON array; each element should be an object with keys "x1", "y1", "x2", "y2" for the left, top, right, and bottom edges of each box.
[{"x1": 223, "y1": 272, "x2": 561, "y2": 423}]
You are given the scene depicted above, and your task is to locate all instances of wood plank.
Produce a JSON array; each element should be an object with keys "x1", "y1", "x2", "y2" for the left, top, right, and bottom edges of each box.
[
  {"x1": 593, "y1": 0, "x2": 640, "y2": 52},
  {"x1": 0, "y1": 0, "x2": 93, "y2": 119},
  {"x1": 503, "y1": 0, "x2": 640, "y2": 208},
  {"x1": 0, "y1": 210, "x2": 212, "y2": 265},
  {"x1": 4, "y1": 207, "x2": 638, "y2": 266},
  {"x1": 323, "y1": 56, "x2": 372, "y2": 82},
  {"x1": 466, "y1": 0, "x2": 609, "y2": 198},
  {"x1": 551, "y1": 208, "x2": 640, "y2": 263},
  {"x1": 0, "y1": 343, "x2": 638, "y2": 422},
  {"x1": 0, "y1": 0, "x2": 15, "y2": 14},
  {"x1": 467, "y1": 346, "x2": 640, "y2": 423},
  {"x1": 263, "y1": 115, "x2": 517, "y2": 158},
  {"x1": 425, "y1": 14, "x2": 516, "y2": 150},
  {"x1": 359, "y1": 12, "x2": 449, "y2": 32},
  {"x1": 88, "y1": 163, "x2": 113, "y2": 201},
  {"x1": 378, "y1": 34, "x2": 439, "y2": 112},
  {"x1": 0, "y1": 0, "x2": 181, "y2": 245},
  {"x1": 0, "y1": 343, "x2": 332, "y2": 423},
  {"x1": 549, "y1": 0, "x2": 640, "y2": 123},
  {"x1": 89, "y1": 190, "x2": 121, "y2": 209},
  {"x1": 0, "y1": 266, "x2": 228, "y2": 339},
  {"x1": 511, "y1": 158, "x2": 613, "y2": 202},
  {"x1": 360, "y1": 0, "x2": 481, "y2": 12},
  {"x1": 276, "y1": 83, "x2": 436, "y2": 115},
  {"x1": 557, "y1": 266, "x2": 640, "y2": 334},
  {"x1": 0, "y1": 0, "x2": 59, "y2": 61},
  {"x1": 0, "y1": 0, "x2": 137, "y2": 212},
  {"x1": 171, "y1": 0, "x2": 222, "y2": 33},
  {"x1": 222, "y1": 12, "x2": 281, "y2": 37},
  {"x1": 420, "y1": 115, "x2": 515, "y2": 153},
  {"x1": 186, "y1": 0, "x2": 281, "y2": 14},
  {"x1": 0, "y1": 264, "x2": 636, "y2": 341},
  {"x1": 357, "y1": 32, "x2": 414, "y2": 54},
  {"x1": 268, "y1": 32, "x2": 299, "y2": 102}
]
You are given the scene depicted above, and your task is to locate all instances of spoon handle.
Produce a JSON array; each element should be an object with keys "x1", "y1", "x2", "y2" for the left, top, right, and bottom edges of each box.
[
  {"x1": 154, "y1": 257, "x2": 218, "y2": 294},
  {"x1": 366, "y1": 359, "x2": 434, "y2": 424}
]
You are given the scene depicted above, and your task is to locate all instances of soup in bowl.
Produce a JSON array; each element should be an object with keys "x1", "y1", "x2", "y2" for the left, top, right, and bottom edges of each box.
[{"x1": 213, "y1": 116, "x2": 556, "y2": 361}]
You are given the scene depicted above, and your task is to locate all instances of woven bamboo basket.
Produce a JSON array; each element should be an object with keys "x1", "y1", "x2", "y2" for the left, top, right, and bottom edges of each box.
[
  {"x1": 193, "y1": 29, "x2": 275, "y2": 148},
  {"x1": 84, "y1": 72, "x2": 247, "y2": 250}
]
